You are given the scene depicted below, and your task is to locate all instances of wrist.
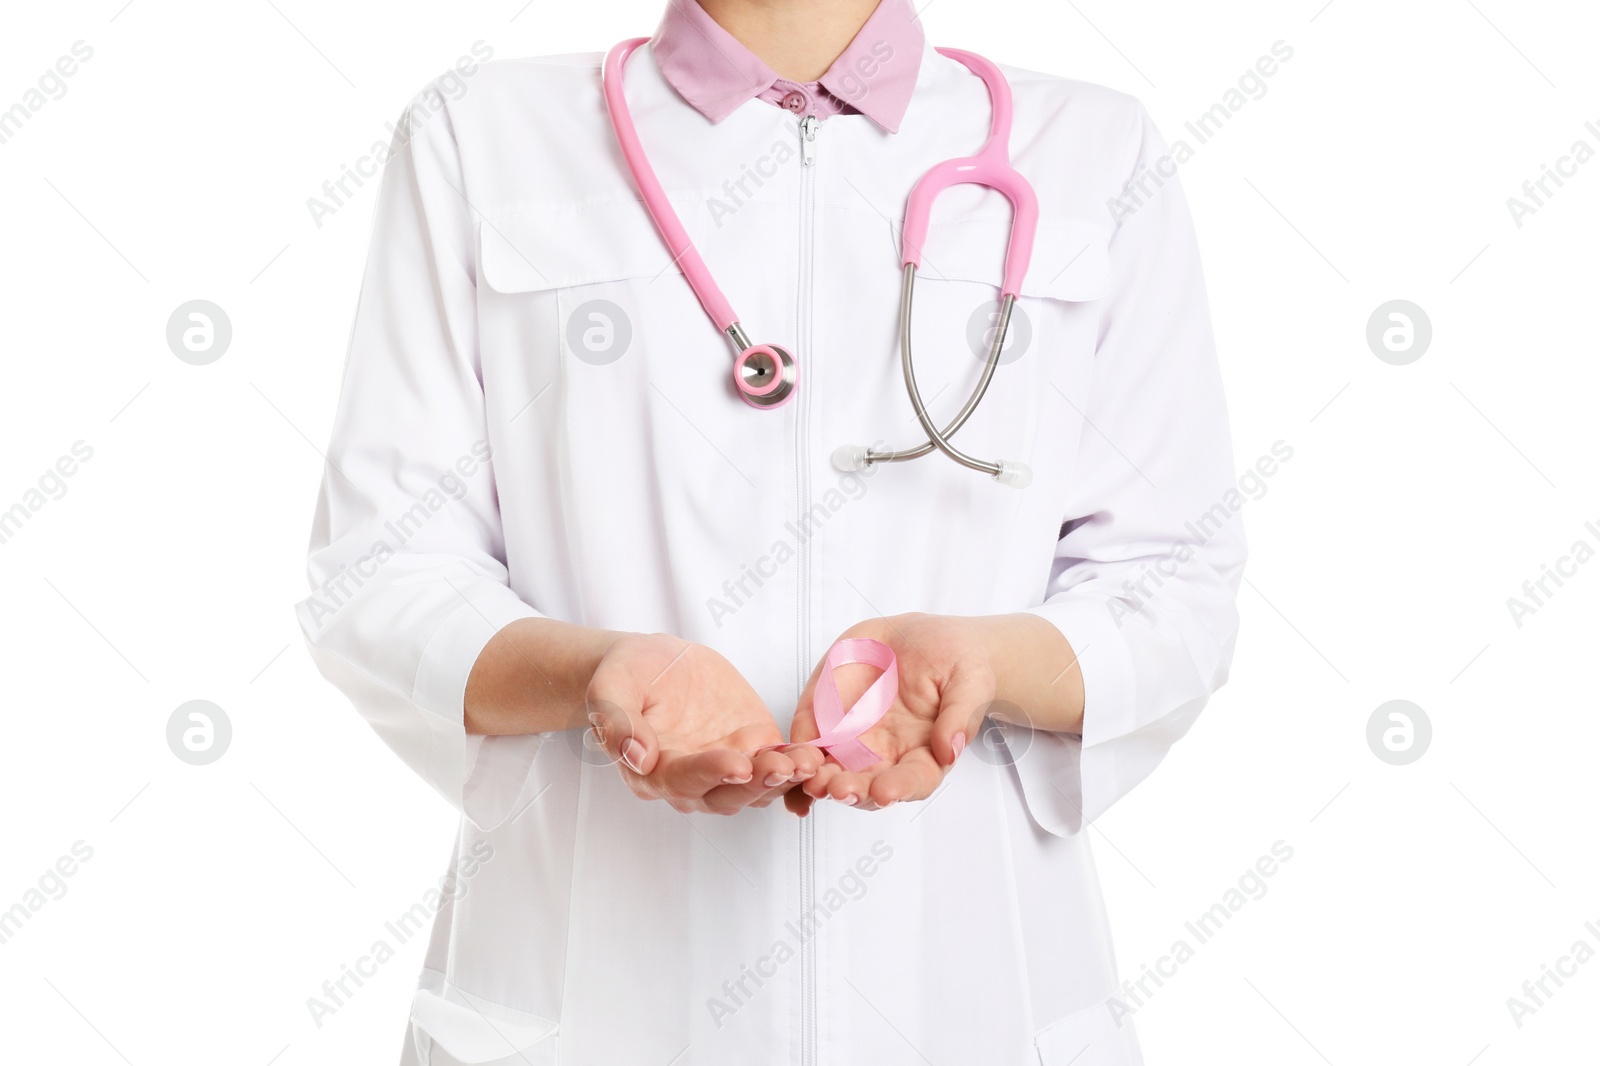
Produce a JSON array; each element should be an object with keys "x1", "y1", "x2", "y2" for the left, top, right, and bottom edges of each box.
[
  {"x1": 969, "y1": 612, "x2": 1085, "y2": 734},
  {"x1": 466, "y1": 618, "x2": 628, "y2": 735}
]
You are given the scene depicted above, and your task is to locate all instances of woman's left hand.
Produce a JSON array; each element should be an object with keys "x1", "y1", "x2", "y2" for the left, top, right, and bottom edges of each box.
[{"x1": 786, "y1": 613, "x2": 997, "y2": 814}]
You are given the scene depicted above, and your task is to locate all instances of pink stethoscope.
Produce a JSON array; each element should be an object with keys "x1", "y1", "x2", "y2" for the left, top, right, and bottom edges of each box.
[{"x1": 603, "y1": 39, "x2": 1037, "y2": 488}]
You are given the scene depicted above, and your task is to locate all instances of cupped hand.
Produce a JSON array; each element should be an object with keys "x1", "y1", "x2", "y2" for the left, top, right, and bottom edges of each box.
[
  {"x1": 587, "y1": 633, "x2": 825, "y2": 815},
  {"x1": 786, "y1": 614, "x2": 996, "y2": 815}
]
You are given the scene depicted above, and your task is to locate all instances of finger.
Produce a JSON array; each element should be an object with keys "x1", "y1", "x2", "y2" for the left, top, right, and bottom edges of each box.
[
  {"x1": 751, "y1": 747, "x2": 799, "y2": 788},
  {"x1": 694, "y1": 793, "x2": 745, "y2": 816},
  {"x1": 700, "y1": 780, "x2": 783, "y2": 815},
  {"x1": 802, "y1": 760, "x2": 845, "y2": 800},
  {"x1": 824, "y1": 770, "x2": 877, "y2": 808},
  {"x1": 868, "y1": 749, "x2": 944, "y2": 806},
  {"x1": 653, "y1": 748, "x2": 753, "y2": 800},
  {"x1": 698, "y1": 749, "x2": 799, "y2": 814},
  {"x1": 777, "y1": 743, "x2": 825, "y2": 780},
  {"x1": 930, "y1": 665, "x2": 997, "y2": 767},
  {"x1": 585, "y1": 688, "x2": 660, "y2": 778},
  {"x1": 784, "y1": 716, "x2": 824, "y2": 803}
]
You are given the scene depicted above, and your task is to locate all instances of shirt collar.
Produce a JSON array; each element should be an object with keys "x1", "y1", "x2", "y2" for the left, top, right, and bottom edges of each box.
[{"x1": 650, "y1": 0, "x2": 925, "y2": 133}]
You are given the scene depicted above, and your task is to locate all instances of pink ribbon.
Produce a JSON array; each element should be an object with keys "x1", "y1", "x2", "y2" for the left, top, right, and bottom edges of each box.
[{"x1": 801, "y1": 638, "x2": 898, "y2": 771}]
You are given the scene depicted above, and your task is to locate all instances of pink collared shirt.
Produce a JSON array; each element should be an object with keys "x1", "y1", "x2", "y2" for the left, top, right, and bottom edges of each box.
[{"x1": 650, "y1": 0, "x2": 925, "y2": 132}]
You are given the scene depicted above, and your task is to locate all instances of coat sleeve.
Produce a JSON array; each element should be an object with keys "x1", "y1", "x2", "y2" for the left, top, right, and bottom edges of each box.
[
  {"x1": 294, "y1": 87, "x2": 547, "y2": 832},
  {"x1": 996, "y1": 101, "x2": 1247, "y2": 836}
]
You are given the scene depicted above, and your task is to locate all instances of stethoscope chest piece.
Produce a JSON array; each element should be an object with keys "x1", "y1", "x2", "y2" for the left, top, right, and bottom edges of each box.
[
  {"x1": 726, "y1": 321, "x2": 797, "y2": 408},
  {"x1": 734, "y1": 342, "x2": 798, "y2": 409}
]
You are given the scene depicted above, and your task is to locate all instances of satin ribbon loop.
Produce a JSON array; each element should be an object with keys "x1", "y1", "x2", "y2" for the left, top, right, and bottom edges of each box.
[{"x1": 804, "y1": 638, "x2": 897, "y2": 771}]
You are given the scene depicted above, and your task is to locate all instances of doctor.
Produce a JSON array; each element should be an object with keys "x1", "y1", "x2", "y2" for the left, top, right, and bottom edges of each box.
[{"x1": 297, "y1": 0, "x2": 1245, "y2": 1062}]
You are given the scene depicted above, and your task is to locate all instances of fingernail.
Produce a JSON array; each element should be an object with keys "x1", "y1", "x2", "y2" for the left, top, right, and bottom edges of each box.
[
  {"x1": 723, "y1": 773, "x2": 753, "y2": 785},
  {"x1": 621, "y1": 738, "x2": 646, "y2": 774},
  {"x1": 840, "y1": 794, "x2": 859, "y2": 806},
  {"x1": 951, "y1": 731, "x2": 967, "y2": 761},
  {"x1": 763, "y1": 772, "x2": 786, "y2": 787}
]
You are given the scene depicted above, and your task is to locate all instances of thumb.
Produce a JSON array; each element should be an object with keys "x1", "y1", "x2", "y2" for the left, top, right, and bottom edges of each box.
[
  {"x1": 783, "y1": 662, "x2": 825, "y2": 816},
  {"x1": 586, "y1": 676, "x2": 660, "y2": 777},
  {"x1": 930, "y1": 664, "x2": 996, "y2": 767},
  {"x1": 788, "y1": 701, "x2": 821, "y2": 746},
  {"x1": 788, "y1": 665, "x2": 823, "y2": 745}
]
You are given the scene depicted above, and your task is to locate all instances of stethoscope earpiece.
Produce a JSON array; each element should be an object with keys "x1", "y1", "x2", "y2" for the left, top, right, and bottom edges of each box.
[
  {"x1": 831, "y1": 444, "x2": 870, "y2": 473},
  {"x1": 833, "y1": 443, "x2": 1032, "y2": 489},
  {"x1": 993, "y1": 460, "x2": 1033, "y2": 489}
]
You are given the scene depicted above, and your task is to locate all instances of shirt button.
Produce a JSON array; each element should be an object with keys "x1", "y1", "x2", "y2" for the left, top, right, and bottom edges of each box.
[{"x1": 781, "y1": 90, "x2": 807, "y2": 112}]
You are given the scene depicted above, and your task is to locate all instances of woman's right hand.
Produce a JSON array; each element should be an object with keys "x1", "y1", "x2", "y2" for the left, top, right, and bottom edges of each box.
[{"x1": 586, "y1": 633, "x2": 824, "y2": 815}]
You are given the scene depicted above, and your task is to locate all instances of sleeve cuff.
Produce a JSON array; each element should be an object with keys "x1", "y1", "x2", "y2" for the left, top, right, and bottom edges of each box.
[
  {"x1": 413, "y1": 587, "x2": 548, "y2": 833},
  {"x1": 1023, "y1": 594, "x2": 1140, "y2": 750},
  {"x1": 412, "y1": 586, "x2": 546, "y2": 721},
  {"x1": 994, "y1": 595, "x2": 1140, "y2": 835}
]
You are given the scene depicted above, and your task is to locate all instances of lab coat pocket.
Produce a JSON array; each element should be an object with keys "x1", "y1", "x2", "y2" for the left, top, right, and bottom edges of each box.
[
  {"x1": 474, "y1": 202, "x2": 742, "y2": 471},
  {"x1": 916, "y1": 215, "x2": 1110, "y2": 393},
  {"x1": 478, "y1": 200, "x2": 692, "y2": 291},
  {"x1": 892, "y1": 214, "x2": 1111, "y2": 499},
  {"x1": 408, "y1": 969, "x2": 559, "y2": 1065},
  {"x1": 474, "y1": 200, "x2": 780, "y2": 588},
  {"x1": 915, "y1": 215, "x2": 1110, "y2": 302},
  {"x1": 1032, "y1": 998, "x2": 1144, "y2": 1065},
  {"x1": 475, "y1": 201, "x2": 699, "y2": 382}
]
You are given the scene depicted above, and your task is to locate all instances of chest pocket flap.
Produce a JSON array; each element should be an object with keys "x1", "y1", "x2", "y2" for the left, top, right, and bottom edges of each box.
[
  {"x1": 912, "y1": 215, "x2": 1111, "y2": 303},
  {"x1": 476, "y1": 199, "x2": 695, "y2": 294}
]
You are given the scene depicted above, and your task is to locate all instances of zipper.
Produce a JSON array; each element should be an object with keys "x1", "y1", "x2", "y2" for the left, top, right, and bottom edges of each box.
[
  {"x1": 800, "y1": 114, "x2": 820, "y2": 166},
  {"x1": 796, "y1": 110, "x2": 820, "y2": 1066}
]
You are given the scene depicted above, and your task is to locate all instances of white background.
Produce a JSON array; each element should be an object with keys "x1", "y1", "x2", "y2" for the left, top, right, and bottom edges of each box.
[{"x1": 2, "y1": 1, "x2": 1597, "y2": 1063}]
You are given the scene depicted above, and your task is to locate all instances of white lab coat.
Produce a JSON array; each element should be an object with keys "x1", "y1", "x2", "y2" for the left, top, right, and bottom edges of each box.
[{"x1": 297, "y1": 39, "x2": 1244, "y2": 1066}]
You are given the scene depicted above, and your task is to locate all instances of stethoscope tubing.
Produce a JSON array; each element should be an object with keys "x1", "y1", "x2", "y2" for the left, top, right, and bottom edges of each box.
[
  {"x1": 602, "y1": 37, "x2": 738, "y2": 332},
  {"x1": 601, "y1": 37, "x2": 1036, "y2": 485},
  {"x1": 861, "y1": 264, "x2": 1013, "y2": 475}
]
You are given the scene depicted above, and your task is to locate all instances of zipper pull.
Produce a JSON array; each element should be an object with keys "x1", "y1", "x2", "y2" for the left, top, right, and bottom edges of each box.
[{"x1": 800, "y1": 115, "x2": 820, "y2": 166}]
